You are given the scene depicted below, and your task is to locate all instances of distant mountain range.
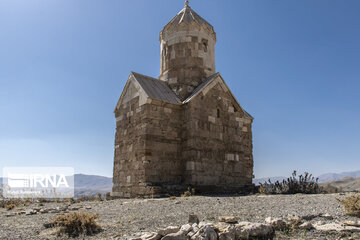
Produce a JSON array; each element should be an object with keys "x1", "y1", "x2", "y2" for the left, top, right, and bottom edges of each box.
[
  {"x1": 1, "y1": 170, "x2": 360, "y2": 196},
  {"x1": 319, "y1": 177, "x2": 360, "y2": 192},
  {"x1": 0, "y1": 174, "x2": 113, "y2": 198},
  {"x1": 73, "y1": 174, "x2": 113, "y2": 197},
  {"x1": 252, "y1": 176, "x2": 287, "y2": 185},
  {"x1": 317, "y1": 171, "x2": 360, "y2": 182}
]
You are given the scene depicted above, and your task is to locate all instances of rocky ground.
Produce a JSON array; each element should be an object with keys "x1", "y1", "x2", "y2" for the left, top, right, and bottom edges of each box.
[{"x1": 1, "y1": 193, "x2": 360, "y2": 240}]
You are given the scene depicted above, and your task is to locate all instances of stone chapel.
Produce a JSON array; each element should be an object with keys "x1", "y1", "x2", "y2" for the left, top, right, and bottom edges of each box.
[{"x1": 111, "y1": 1, "x2": 254, "y2": 198}]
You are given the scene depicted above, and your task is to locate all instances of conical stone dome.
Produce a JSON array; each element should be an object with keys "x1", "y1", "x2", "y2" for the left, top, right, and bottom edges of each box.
[{"x1": 160, "y1": 1, "x2": 216, "y2": 40}]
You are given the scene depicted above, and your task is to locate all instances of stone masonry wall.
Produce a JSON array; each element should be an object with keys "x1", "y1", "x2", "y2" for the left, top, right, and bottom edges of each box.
[
  {"x1": 141, "y1": 99, "x2": 184, "y2": 191},
  {"x1": 113, "y1": 95, "x2": 148, "y2": 198},
  {"x1": 113, "y1": 95, "x2": 184, "y2": 198},
  {"x1": 159, "y1": 28, "x2": 216, "y2": 101},
  {"x1": 182, "y1": 83, "x2": 253, "y2": 193}
]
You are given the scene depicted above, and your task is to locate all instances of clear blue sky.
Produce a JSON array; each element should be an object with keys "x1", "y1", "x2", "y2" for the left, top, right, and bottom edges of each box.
[{"x1": 1, "y1": 0, "x2": 359, "y2": 178}]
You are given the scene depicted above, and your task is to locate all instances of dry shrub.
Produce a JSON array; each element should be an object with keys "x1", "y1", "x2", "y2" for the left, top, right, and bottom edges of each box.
[
  {"x1": 0, "y1": 199, "x2": 23, "y2": 209},
  {"x1": 5, "y1": 204, "x2": 16, "y2": 210},
  {"x1": 323, "y1": 184, "x2": 342, "y2": 193},
  {"x1": 38, "y1": 198, "x2": 49, "y2": 203},
  {"x1": 288, "y1": 216, "x2": 302, "y2": 230},
  {"x1": 181, "y1": 187, "x2": 195, "y2": 197},
  {"x1": 97, "y1": 193, "x2": 104, "y2": 201},
  {"x1": 181, "y1": 191, "x2": 191, "y2": 197},
  {"x1": 258, "y1": 185, "x2": 268, "y2": 194},
  {"x1": 259, "y1": 171, "x2": 321, "y2": 194},
  {"x1": 105, "y1": 192, "x2": 112, "y2": 201},
  {"x1": 50, "y1": 212, "x2": 102, "y2": 237},
  {"x1": 338, "y1": 194, "x2": 360, "y2": 217},
  {"x1": 76, "y1": 195, "x2": 98, "y2": 202}
]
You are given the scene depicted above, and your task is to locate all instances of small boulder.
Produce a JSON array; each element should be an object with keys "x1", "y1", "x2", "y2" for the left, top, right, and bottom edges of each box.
[
  {"x1": 158, "y1": 226, "x2": 180, "y2": 236},
  {"x1": 343, "y1": 220, "x2": 360, "y2": 227},
  {"x1": 161, "y1": 230, "x2": 187, "y2": 240},
  {"x1": 320, "y1": 213, "x2": 333, "y2": 220},
  {"x1": 218, "y1": 225, "x2": 236, "y2": 240},
  {"x1": 141, "y1": 232, "x2": 161, "y2": 240},
  {"x1": 313, "y1": 222, "x2": 360, "y2": 232},
  {"x1": 235, "y1": 222, "x2": 274, "y2": 239},
  {"x1": 202, "y1": 225, "x2": 217, "y2": 240},
  {"x1": 18, "y1": 210, "x2": 26, "y2": 215},
  {"x1": 187, "y1": 223, "x2": 200, "y2": 239},
  {"x1": 192, "y1": 223, "x2": 199, "y2": 232},
  {"x1": 218, "y1": 216, "x2": 237, "y2": 224},
  {"x1": 25, "y1": 209, "x2": 36, "y2": 215},
  {"x1": 180, "y1": 224, "x2": 192, "y2": 234},
  {"x1": 187, "y1": 230, "x2": 197, "y2": 239},
  {"x1": 299, "y1": 222, "x2": 313, "y2": 230},
  {"x1": 39, "y1": 209, "x2": 48, "y2": 214},
  {"x1": 147, "y1": 234, "x2": 161, "y2": 240},
  {"x1": 129, "y1": 237, "x2": 142, "y2": 240},
  {"x1": 265, "y1": 217, "x2": 287, "y2": 230},
  {"x1": 32, "y1": 207, "x2": 41, "y2": 212}
]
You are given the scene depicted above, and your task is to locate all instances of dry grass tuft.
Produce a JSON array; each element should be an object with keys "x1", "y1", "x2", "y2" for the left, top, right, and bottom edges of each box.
[
  {"x1": 0, "y1": 199, "x2": 25, "y2": 209},
  {"x1": 5, "y1": 204, "x2": 16, "y2": 210},
  {"x1": 338, "y1": 194, "x2": 360, "y2": 217},
  {"x1": 50, "y1": 212, "x2": 102, "y2": 237},
  {"x1": 181, "y1": 187, "x2": 195, "y2": 197}
]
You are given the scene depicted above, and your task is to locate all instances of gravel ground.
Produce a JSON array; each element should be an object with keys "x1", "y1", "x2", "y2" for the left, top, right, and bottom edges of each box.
[{"x1": 1, "y1": 193, "x2": 359, "y2": 240}]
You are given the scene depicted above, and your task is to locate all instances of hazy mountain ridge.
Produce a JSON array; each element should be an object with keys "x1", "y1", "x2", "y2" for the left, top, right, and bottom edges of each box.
[
  {"x1": 317, "y1": 170, "x2": 360, "y2": 182},
  {"x1": 253, "y1": 176, "x2": 287, "y2": 185},
  {"x1": 0, "y1": 174, "x2": 113, "y2": 198},
  {"x1": 2, "y1": 170, "x2": 360, "y2": 195},
  {"x1": 74, "y1": 174, "x2": 112, "y2": 197},
  {"x1": 320, "y1": 177, "x2": 360, "y2": 192}
]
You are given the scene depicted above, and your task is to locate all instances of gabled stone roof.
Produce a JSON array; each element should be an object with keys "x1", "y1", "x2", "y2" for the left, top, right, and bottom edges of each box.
[
  {"x1": 183, "y1": 72, "x2": 220, "y2": 102},
  {"x1": 183, "y1": 72, "x2": 254, "y2": 120},
  {"x1": 131, "y1": 72, "x2": 181, "y2": 104},
  {"x1": 118, "y1": 71, "x2": 253, "y2": 119}
]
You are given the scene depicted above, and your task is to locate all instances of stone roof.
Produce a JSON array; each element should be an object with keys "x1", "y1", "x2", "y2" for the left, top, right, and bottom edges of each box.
[
  {"x1": 183, "y1": 72, "x2": 254, "y2": 120},
  {"x1": 131, "y1": 72, "x2": 181, "y2": 104},
  {"x1": 184, "y1": 72, "x2": 220, "y2": 102},
  {"x1": 130, "y1": 71, "x2": 253, "y2": 119},
  {"x1": 161, "y1": 2, "x2": 215, "y2": 36}
]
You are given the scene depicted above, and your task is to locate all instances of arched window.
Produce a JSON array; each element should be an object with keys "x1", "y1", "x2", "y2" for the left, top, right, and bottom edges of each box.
[{"x1": 203, "y1": 42, "x2": 208, "y2": 52}]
